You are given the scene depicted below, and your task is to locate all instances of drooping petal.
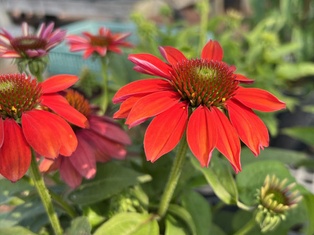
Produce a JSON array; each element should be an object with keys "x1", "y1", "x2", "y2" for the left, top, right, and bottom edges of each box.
[
  {"x1": 113, "y1": 79, "x2": 172, "y2": 103},
  {"x1": 113, "y1": 96, "x2": 143, "y2": 119},
  {"x1": 69, "y1": 133, "x2": 96, "y2": 179},
  {"x1": 0, "y1": 118, "x2": 3, "y2": 148},
  {"x1": 144, "y1": 102, "x2": 188, "y2": 162},
  {"x1": 0, "y1": 119, "x2": 31, "y2": 182},
  {"x1": 159, "y1": 46, "x2": 187, "y2": 65},
  {"x1": 41, "y1": 75, "x2": 79, "y2": 94},
  {"x1": 89, "y1": 115, "x2": 131, "y2": 145},
  {"x1": 41, "y1": 94, "x2": 88, "y2": 128},
  {"x1": 187, "y1": 106, "x2": 217, "y2": 167},
  {"x1": 227, "y1": 99, "x2": 269, "y2": 156},
  {"x1": 234, "y1": 87, "x2": 286, "y2": 112},
  {"x1": 201, "y1": 40, "x2": 224, "y2": 61},
  {"x1": 128, "y1": 53, "x2": 172, "y2": 79},
  {"x1": 126, "y1": 91, "x2": 181, "y2": 128},
  {"x1": 211, "y1": 107, "x2": 241, "y2": 173},
  {"x1": 22, "y1": 110, "x2": 77, "y2": 158},
  {"x1": 234, "y1": 74, "x2": 254, "y2": 84},
  {"x1": 60, "y1": 158, "x2": 82, "y2": 188}
]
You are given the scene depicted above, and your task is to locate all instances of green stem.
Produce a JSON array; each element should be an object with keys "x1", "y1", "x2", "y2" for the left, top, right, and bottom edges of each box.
[
  {"x1": 157, "y1": 135, "x2": 189, "y2": 218},
  {"x1": 100, "y1": 57, "x2": 109, "y2": 114},
  {"x1": 50, "y1": 190, "x2": 77, "y2": 218},
  {"x1": 234, "y1": 217, "x2": 256, "y2": 235},
  {"x1": 29, "y1": 150, "x2": 63, "y2": 235}
]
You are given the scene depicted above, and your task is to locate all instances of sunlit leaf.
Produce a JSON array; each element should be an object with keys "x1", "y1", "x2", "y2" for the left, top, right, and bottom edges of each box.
[{"x1": 94, "y1": 212, "x2": 159, "y2": 235}]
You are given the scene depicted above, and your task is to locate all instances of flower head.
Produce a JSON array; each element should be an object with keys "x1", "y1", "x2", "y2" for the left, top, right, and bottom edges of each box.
[
  {"x1": 0, "y1": 74, "x2": 87, "y2": 182},
  {"x1": 66, "y1": 27, "x2": 133, "y2": 59},
  {"x1": 255, "y1": 175, "x2": 302, "y2": 232},
  {"x1": 0, "y1": 22, "x2": 65, "y2": 59},
  {"x1": 113, "y1": 40, "x2": 286, "y2": 172},
  {"x1": 40, "y1": 89, "x2": 131, "y2": 188}
]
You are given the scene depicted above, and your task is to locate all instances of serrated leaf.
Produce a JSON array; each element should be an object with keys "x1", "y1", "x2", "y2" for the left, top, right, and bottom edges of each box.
[
  {"x1": 191, "y1": 155, "x2": 238, "y2": 205},
  {"x1": 65, "y1": 216, "x2": 91, "y2": 235},
  {"x1": 68, "y1": 162, "x2": 143, "y2": 205},
  {"x1": 236, "y1": 160, "x2": 295, "y2": 205},
  {"x1": 0, "y1": 226, "x2": 36, "y2": 235},
  {"x1": 165, "y1": 215, "x2": 188, "y2": 235},
  {"x1": 94, "y1": 212, "x2": 159, "y2": 235},
  {"x1": 282, "y1": 126, "x2": 314, "y2": 147},
  {"x1": 181, "y1": 190, "x2": 211, "y2": 235},
  {"x1": 168, "y1": 204, "x2": 197, "y2": 235}
]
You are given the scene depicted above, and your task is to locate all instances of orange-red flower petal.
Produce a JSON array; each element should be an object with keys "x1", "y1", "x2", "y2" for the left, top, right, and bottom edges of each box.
[
  {"x1": 227, "y1": 99, "x2": 269, "y2": 156},
  {"x1": 0, "y1": 118, "x2": 3, "y2": 148},
  {"x1": 187, "y1": 106, "x2": 217, "y2": 167},
  {"x1": 41, "y1": 75, "x2": 79, "y2": 94},
  {"x1": 144, "y1": 102, "x2": 188, "y2": 162},
  {"x1": 41, "y1": 94, "x2": 87, "y2": 128},
  {"x1": 22, "y1": 110, "x2": 77, "y2": 158},
  {"x1": 128, "y1": 54, "x2": 172, "y2": 79},
  {"x1": 234, "y1": 87, "x2": 286, "y2": 112},
  {"x1": 112, "y1": 79, "x2": 172, "y2": 103},
  {"x1": 0, "y1": 119, "x2": 31, "y2": 182},
  {"x1": 212, "y1": 107, "x2": 241, "y2": 172},
  {"x1": 126, "y1": 91, "x2": 181, "y2": 127},
  {"x1": 159, "y1": 46, "x2": 187, "y2": 65},
  {"x1": 201, "y1": 40, "x2": 224, "y2": 61}
]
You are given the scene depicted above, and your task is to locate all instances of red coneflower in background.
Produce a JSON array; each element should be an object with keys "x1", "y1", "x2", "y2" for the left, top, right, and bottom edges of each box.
[
  {"x1": 40, "y1": 89, "x2": 131, "y2": 188},
  {"x1": 0, "y1": 74, "x2": 87, "y2": 182},
  {"x1": 66, "y1": 27, "x2": 133, "y2": 59},
  {"x1": 0, "y1": 22, "x2": 66, "y2": 58},
  {"x1": 113, "y1": 40, "x2": 286, "y2": 172}
]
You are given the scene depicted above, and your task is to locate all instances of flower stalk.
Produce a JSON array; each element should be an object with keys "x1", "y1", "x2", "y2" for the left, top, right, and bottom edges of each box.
[
  {"x1": 234, "y1": 217, "x2": 256, "y2": 235},
  {"x1": 29, "y1": 150, "x2": 63, "y2": 235},
  {"x1": 157, "y1": 134, "x2": 189, "y2": 218},
  {"x1": 100, "y1": 56, "x2": 109, "y2": 113}
]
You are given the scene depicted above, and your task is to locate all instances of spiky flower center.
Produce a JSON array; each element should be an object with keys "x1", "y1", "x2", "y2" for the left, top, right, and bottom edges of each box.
[
  {"x1": 89, "y1": 35, "x2": 111, "y2": 47},
  {"x1": 10, "y1": 36, "x2": 47, "y2": 55},
  {"x1": 170, "y1": 59, "x2": 238, "y2": 108},
  {"x1": 0, "y1": 74, "x2": 41, "y2": 120},
  {"x1": 65, "y1": 89, "x2": 91, "y2": 117}
]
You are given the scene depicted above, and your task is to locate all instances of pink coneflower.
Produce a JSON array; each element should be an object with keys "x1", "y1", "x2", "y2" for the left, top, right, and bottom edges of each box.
[{"x1": 40, "y1": 89, "x2": 131, "y2": 188}]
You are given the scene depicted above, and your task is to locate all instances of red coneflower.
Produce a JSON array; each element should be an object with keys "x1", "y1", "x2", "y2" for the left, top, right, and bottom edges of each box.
[
  {"x1": 0, "y1": 74, "x2": 87, "y2": 182},
  {"x1": 113, "y1": 40, "x2": 286, "y2": 172},
  {"x1": 66, "y1": 27, "x2": 133, "y2": 59}
]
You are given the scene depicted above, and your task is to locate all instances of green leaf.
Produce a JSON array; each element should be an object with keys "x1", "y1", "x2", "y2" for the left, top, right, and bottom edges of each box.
[
  {"x1": 303, "y1": 193, "x2": 314, "y2": 235},
  {"x1": 240, "y1": 147, "x2": 308, "y2": 166},
  {"x1": 94, "y1": 212, "x2": 159, "y2": 235},
  {"x1": 167, "y1": 204, "x2": 197, "y2": 235},
  {"x1": 0, "y1": 226, "x2": 36, "y2": 235},
  {"x1": 276, "y1": 62, "x2": 314, "y2": 80},
  {"x1": 282, "y1": 126, "x2": 314, "y2": 147},
  {"x1": 190, "y1": 155, "x2": 238, "y2": 205},
  {"x1": 165, "y1": 215, "x2": 188, "y2": 235},
  {"x1": 68, "y1": 162, "x2": 143, "y2": 205},
  {"x1": 65, "y1": 216, "x2": 91, "y2": 235},
  {"x1": 181, "y1": 190, "x2": 211, "y2": 235},
  {"x1": 0, "y1": 178, "x2": 32, "y2": 204},
  {"x1": 236, "y1": 160, "x2": 295, "y2": 205}
]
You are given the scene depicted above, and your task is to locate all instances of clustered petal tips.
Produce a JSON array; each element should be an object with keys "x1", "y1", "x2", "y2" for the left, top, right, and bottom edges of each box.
[
  {"x1": 255, "y1": 175, "x2": 302, "y2": 232},
  {"x1": 113, "y1": 40, "x2": 286, "y2": 172},
  {"x1": 66, "y1": 27, "x2": 133, "y2": 59},
  {"x1": 0, "y1": 74, "x2": 87, "y2": 182}
]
